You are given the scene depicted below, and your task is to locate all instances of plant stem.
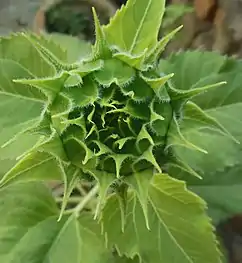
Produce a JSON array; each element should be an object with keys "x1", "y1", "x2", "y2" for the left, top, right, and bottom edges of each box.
[
  {"x1": 74, "y1": 184, "x2": 99, "y2": 216},
  {"x1": 55, "y1": 196, "x2": 82, "y2": 203},
  {"x1": 76, "y1": 183, "x2": 88, "y2": 196}
]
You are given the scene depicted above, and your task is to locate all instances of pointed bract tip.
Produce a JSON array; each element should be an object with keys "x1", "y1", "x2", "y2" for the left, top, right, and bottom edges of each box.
[{"x1": 91, "y1": 6, "x2": 97, "y2": 17}]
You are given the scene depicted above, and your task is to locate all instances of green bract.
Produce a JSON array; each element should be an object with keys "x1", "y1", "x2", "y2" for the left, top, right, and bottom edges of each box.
[{"x1": 0, "y1": 0, "x2": 241, "y2": 262}]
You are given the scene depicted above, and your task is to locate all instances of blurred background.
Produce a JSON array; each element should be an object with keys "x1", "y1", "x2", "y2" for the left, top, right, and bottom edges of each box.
[
  {"x1": 2, "y1": 0, "x2": 242, "y2": 57},
  {"x1": 1, "y1": 0, "x2": 242, "y2": 262}
]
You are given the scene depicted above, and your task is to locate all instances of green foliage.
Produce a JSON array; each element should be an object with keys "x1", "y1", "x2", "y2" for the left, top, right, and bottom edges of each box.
[
  {"x1": 102, "y1": 174, "x2": 220, "y2": 263},
  {"x1": 159, "y1": 51, "x2": 242, "y2": 225},
  {"x1": 0, "y1": 0, "x2": 241, "y2": 262}
]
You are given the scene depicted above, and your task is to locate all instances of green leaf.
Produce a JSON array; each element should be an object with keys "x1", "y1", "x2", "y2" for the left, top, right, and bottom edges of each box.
[
  {"x1": 0, "y1": 151, "x2": 64, "y2": 187},
  {"x1": 24, "y1": 34, "x2": 79, "y2": 73},
  {"x1": 40, "y1": 213, "x2": 111, "y2": 263},
  {"x1": 120, "y1": 77, "x2": 154, "y2": 102},
  {"x1": 64, "y1": 135, "x2": 96, "y2": 170},
  {"x1": 160, "y1": 51, "x2": 242, "y2": 175},
  {"x1": 170, "y1": 161, "x2": 242, "y2": 225},
  {"x1": 182, "y1": 101, "x2": 237, "y2": 143},
  {"x1": 50, "y1": 92, "x2": 73, "y2": 118},
  {"x1": 91, "y1": 8, "x2": 111, "y2": 59},
  {"x1": 167, "y1": 116, "x2": 208, "y2": 154},
  {"x1": 90, "y1": 170, "x2": 117, "y2": 219},
  {"x1": 0, "y1": 182, "x2": 111, "y2": 263},
  {"x1": 102, "y1": 173, "x2": 221, "y2": 263},
  {"x1": 27, "y1": 33, "x2": 68, "y2": 63},
  {"x1": 113, "y1": 51, "x2": 147, "y2": 70},
  {"x1": 57, "y1": 163, "x2": 80, "y2": 221},
  {"x1": 16, "y1": 130, "x2": 69, "y2": 163},
  {"x1": 66, "y1": 76, "x2": 99, "y2": 107},
  {"x1": 0, "y1": 33, "x2": 55, "y2": 77},
  {"x1": 0, "y1": 133, "x2": 40, "y2": 180},
  {"x1": 136, "y1": 125, "x2": 154, "y2": 152},
  {"x1": 15, "y1": 71, "x2": 69, "y2": 102},
  {"x1": 103, "y1": 0, "x2": 165, "y2": 55},
  {"x1": 0, "y1": 59, "x2": 46, "y2": 148},
  {"x1": 71, "y1": 60, "x2": 103, "y2": 78},
  {"x1": 136, "y1": 146, "x2": 161, "y2": 173},
  {"x1": 170, "y1": 131, "x2": 241, "y2": 177},
  {"x1": 125, "y1": 170, "x2": 153, "y2": 229},
  {"x1": 146, "y1": 25, "x2": 183, "y2": 64},
  {"x1": 0, "y1": 94, "x2": 44, "y2": 148},
  {"x1": 166, "y1": 58, "x2": 242, "y2": 222},
  {"x1": 0, "y1": 59, "x2": 47, "y2": 101},
  {"x1": 159, "y1": 51, "x2": 226, "y2": 91},
  {"x1": 94, "y1": 59, "x2": 135, "y2": 87},
  {"x1": 110, "y1": 100, "x2": 150, "y2": 121},
  {"x1": 0, "y1": 134, "x2": 40, "y2": 162},
  {"x1": 47, "y1": 33, "x2": 92, "y2": 63},
  {"x1": 190, "y1": 164, "x2": 242, "y2": 225},
  {"x1": 0, "y1": 159, "x2": 18, "y2": 180},
  {"x1": 0, "y1": 181, "x2": 58, "y2": 262},
  {"x1": 141, "y1": 72, "x2": 174, "y2": 100},
  {"x1": 64, "y1": 73, "x2": 83, "y2": 88},
  {"x1": 150, "y1": 101, "x2": 171, "y2": 136},
  {"x1": 110, "y1": 154, "x2": 133, "y2": 178}
]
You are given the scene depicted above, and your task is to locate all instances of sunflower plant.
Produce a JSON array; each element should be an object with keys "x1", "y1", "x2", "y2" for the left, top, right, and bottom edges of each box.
[{"x1": 1, "y1": 0, "x2": 242, "y2": 262}]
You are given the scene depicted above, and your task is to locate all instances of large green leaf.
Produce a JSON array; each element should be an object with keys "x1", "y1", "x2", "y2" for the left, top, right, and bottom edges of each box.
[
  {"x1": 159, "y1": 51, "x2": 226, "y2": 91},
  {"x1": 47, "y1": 33, "x2": 92, "y2": 63},
  {"x1": 0, "y1": 94, "x2": 44, "y2": 147},
  {"x1": 159, "y1": 51, "x2": 242, "y2": 174},
  {"x1": 102, "y1": 173, "x2": 221, "y2": 263},
  {"x1": 170, "y1": 131, "x2": 241, "y2": 177},
  {"x1": 0, "y1": 34, "x2": 55, "y2": 77},
  {"x1": 169, "y1": 161, "x2": 242, "y2": 225},
  {"x1": 160, "y1": 51, "x2": 242, "y2": 225},
  {"x1": 0, "y1": 55, "x2": 46, "y2": 153},
  {"x1": 0, "y1": 152, "x2": 63, "y2": 186},
  {"x1": 0, "y1": 35, "x2": 59, "y2": 182},
  {"x1": 0, "y1": 133, "x2": 40, "y2": 179},
  {"x1": 104, "y1": 0, "x2": 165, "y2": 55},
  {"x1": 191, "y1": 164, "x2": 242, "y2": 225},
  {"x1": 0, "y1": 182, "x2": 111, "y2": 263},
  {"x1": 0, "y1": 182, "x2": 58, "y2": 262}
]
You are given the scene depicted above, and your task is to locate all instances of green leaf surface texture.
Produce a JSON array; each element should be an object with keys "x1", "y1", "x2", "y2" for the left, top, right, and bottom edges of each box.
[
  {"x1": 103, "y1": 0, "x2": 165, "y2": 55},
  {"x1": 102, "y1": 173, "x2": 221, "y2": 263},
  {"x1": 160, "y1": 51, "x2": 242, "y2": 223},
  {"x1": 0, "y1": 182, "x2": 113, "y2": 263}
]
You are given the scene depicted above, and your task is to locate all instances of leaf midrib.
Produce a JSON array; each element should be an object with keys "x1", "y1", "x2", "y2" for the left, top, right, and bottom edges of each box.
[
  {"x1": 0, "y1": 58, "x2": 46, "y2": 103},
  {"x1": 129, "y1": 0, "x2": 152, "y2": 53},
  {"x1": 5, "y1": 215, "x2": 58, "y2": 263},
  {"x1": 6, "y1": 155, "x2": 55, "y2": 178},
  {"x1": 148, "y1": 195, "x2": 194, "y2": 263},
  {"x1": 0, "y1": 90, "x2": 45, "y2": 103}
]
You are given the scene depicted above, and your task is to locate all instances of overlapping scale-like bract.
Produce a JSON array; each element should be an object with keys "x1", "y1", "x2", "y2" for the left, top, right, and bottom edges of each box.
[{"x1": 61, "y1": 62, "x2": 174, "y2": 178}]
